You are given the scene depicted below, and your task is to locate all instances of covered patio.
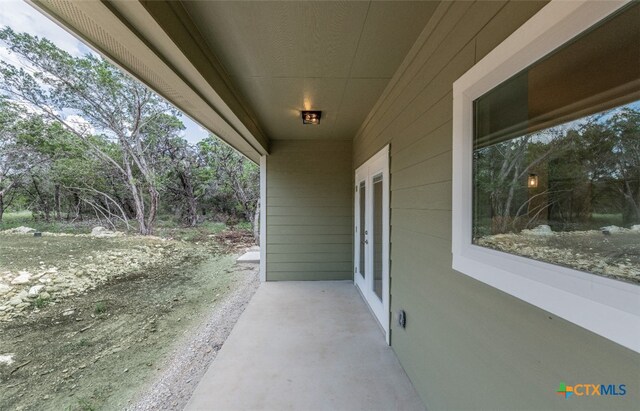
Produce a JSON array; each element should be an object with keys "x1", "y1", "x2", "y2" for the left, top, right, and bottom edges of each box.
[
  {"x1": 185, "y1": 281, "x2": 424, "y2": 411},
  {"x1": 29, "y1": 1, "x2": 640, "y2": 410}
]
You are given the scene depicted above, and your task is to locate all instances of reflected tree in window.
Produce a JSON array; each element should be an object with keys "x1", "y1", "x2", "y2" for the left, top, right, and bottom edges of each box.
[{"x1": 473, "y1": 103, "x2": 640, "y2": 284}]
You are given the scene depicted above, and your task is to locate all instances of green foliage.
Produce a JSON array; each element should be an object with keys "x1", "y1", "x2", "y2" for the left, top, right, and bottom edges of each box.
[
  {"x1": 33, "y1": 295, "x2": 50, "y2": 309},
  {"x1": 77, "y1": 338, "x2": 91, "y2": 348},
  {"x1": 197, "y1": 136, "x2": 259, "y2": 222},
  {"x1": 76, "y1": 399, "x2": 97, "y2": 411},
  {"x1": 0, "y1": 26, "x2": 259, "y2": 233},
  {"x1": 0, "y1": 99, "x2": 32, "y2": 216},
  {"x1": 94, "y1": 301, "x2": 107, "y2": 314},
  {"x1": 70, "y1": 398, "x2": 98, "y2": 411},
  {"x1": 155, "y1": 219, "x2": 226, "y2": 242}
]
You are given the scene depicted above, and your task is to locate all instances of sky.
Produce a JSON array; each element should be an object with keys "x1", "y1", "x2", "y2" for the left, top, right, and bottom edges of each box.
[{"x1": 0, "y1": 0, "x2": 210, "y2": 144}]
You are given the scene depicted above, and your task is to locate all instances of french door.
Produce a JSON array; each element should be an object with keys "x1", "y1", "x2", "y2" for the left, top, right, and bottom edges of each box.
[{"x1": 354, "y1": 145, "x2": 390, "y2": 343}]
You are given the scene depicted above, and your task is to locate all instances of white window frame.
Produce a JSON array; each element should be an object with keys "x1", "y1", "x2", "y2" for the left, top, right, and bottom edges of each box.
[{"x1": 452, "y1": 0, "x2": 640, "y2": 353}]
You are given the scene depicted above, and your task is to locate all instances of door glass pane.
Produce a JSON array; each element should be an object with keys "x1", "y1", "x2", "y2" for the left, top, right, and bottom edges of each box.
[
  {"x1": 359, "y1": 181, "x2": 366, "y2": 278},
  {"x1": 373, "y1": 174, "x2": 383, "y2": 299}
]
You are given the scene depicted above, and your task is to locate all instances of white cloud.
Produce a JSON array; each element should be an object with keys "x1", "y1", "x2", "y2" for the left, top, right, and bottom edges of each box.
[
  {"x1": 0, "y1": 0, "x2": 90, "y2": 57},
  {"x1": 65, "y1": 114, "x2": 95, "y2": 136},
  {"x1": 181, "y1": 115, "x2": 210, "y2": 144},
  {"x1": 0, "y1": 1, "x2": 95, "y2": 86},
  {"x1": 12, "y1": 100, "x2": 57, "y2": 117}
]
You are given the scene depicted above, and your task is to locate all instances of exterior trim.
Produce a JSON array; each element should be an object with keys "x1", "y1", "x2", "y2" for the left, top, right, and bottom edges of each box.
[
  {"x1": 137, "y1": 0, "x2": 269, "y2": 154},
  {"x1": 260, "y1": 155, "x2": 267, "y2": 282},
  {"x1": 452, "y1": 0, "x2": 639, "y2": 352}
]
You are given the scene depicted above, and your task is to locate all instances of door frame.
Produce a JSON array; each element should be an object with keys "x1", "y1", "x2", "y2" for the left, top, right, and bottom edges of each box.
[{"x1": 354, "y1": 145, "x2": 390, "y2": 344}]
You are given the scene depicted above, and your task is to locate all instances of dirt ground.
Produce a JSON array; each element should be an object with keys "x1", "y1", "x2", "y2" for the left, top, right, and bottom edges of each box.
[{"x1": 0, "y1": 230, "x2": 258, "y2": 411}]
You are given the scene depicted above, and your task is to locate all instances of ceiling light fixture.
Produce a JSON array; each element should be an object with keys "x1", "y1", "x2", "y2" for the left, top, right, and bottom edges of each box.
[{"x1": 302, "y1": 110, "x2": 321, "y2": 125}]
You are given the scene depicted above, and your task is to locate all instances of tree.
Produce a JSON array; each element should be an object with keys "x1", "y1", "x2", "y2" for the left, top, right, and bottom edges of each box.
[
  {"x1": 198, "y1": 136, "x2": 259, "y2": 227},
  {"x1": 0, "y1": 27, "x2": 260, "y2": 233},
  {"x1": 474, "y1": 128, "x2": 566, "y2": 234},
  {"x1": 12, "y1": 114, "x2": 72, "y2": 221},
  {"x1": 608, "y1": 108, "x2": 640, "y2": 224},
  {"x1": 0, "y1": 100, "x2": 30, "y2": 221},
  {"x1": 158, "y1": 135, "x2": 202, "y2": 226},
  {"x1": 474, "y1": 104, "x2": 640, "y2": 236},
  {"x1": 0, "y1": 27, "x2": 182, "y2": 234}
]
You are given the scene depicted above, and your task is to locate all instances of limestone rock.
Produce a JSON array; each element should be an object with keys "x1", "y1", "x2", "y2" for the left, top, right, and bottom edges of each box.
[
  {"x1": 521, "y1": 225, "x2": 554, "y2": 236},
  {"x1": 601, "y1": 225, "x2": 625, "y2": 234},
  {"x1": 11, "y1": 271, "x2": 31, "y2": 285},
  {"x1": 28, "y1": 285, "x2": 45, "y2": 297},
  {"x1": 0, "y1": 283, "x2": 12, "y2": 295},
  {"x1": 8, "y1": 296, "x2": 22, "y2": 306},
  {"x1": 91, "y1": 227, "x2": 122, "y2": 238},
  {"x1": 17, "y1": 290, "x2": 29, "y2": 302},
  {"x1": 4, "y1": 226, "x2": 35, "y2": 234},
  {"x1": 0, "y1": 354, "x2": 14, "y2": 366}
]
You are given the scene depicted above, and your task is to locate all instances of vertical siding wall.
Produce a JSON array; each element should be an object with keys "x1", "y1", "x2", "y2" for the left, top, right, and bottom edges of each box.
[
  {"x1": 354, "y1": 1, "x2": 640, "y2": 410},
  {"x1": 266, "y1": 140, "x2": 353, "y2": 281}
]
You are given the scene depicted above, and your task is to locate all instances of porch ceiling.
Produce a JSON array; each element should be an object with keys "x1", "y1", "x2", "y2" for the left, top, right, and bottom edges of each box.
[
  {"x1": 180, "y1": 1, "x2": 439, "y2": 140},
  {"x1": 30, "y1": 0, "x2": 438, "y2": 157}
]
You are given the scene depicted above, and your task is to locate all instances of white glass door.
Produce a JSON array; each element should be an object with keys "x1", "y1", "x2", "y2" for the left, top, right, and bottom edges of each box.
[
  {"x1": 354, "y1": 178, "x2": 367, "y2": 293},
  {"x1": 354, "y1": 146, "x2": 389, "y2": 342}
]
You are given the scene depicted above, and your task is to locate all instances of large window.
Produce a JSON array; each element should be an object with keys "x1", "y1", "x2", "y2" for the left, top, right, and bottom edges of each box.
[
  {"x1": 453, "y1": 0, "x2": 640, "y2": 352},
  {"x1": 472, "y1": 2, "x2": 639, "y2": 285}
]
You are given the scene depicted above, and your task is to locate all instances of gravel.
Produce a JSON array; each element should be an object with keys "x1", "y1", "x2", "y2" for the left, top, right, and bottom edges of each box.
[{"x1": 127, "y1": 263, "x2": 260, "y2": 411}]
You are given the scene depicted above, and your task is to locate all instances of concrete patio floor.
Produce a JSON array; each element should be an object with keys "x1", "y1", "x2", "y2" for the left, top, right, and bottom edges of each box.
[{"x1": 186, "y1": 281, "x2": 425, "y2": 411}]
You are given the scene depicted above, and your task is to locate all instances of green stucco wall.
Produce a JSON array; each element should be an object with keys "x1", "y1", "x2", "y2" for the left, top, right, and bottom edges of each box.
[
  {"x1": 353, "y1": 1, "x2": 640, "y2": 410},
  {"x1": 265, "y1": 140, "x2": 353, "y2": 281}
]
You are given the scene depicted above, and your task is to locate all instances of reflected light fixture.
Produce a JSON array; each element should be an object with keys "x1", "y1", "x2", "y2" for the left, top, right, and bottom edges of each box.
[
  {"x1": 528, "y1": 174, "x2": 539, "y2": 188},
  {"x1": 302, "y1": 110, "x2": 321, "y2": 125}
]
